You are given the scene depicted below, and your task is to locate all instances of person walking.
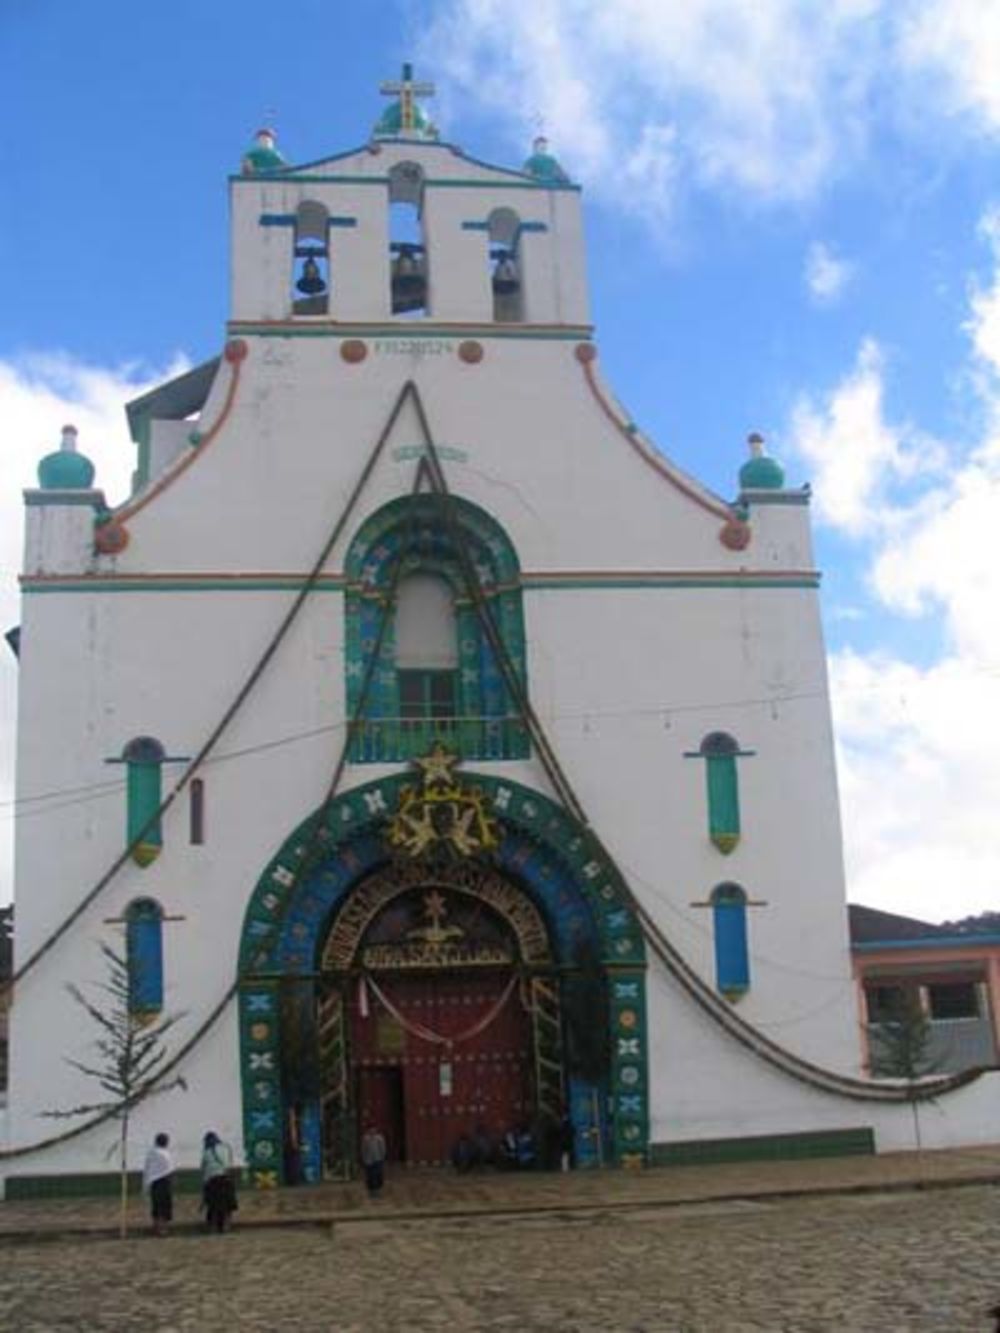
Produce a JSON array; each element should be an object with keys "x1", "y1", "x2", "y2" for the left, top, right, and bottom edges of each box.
[
  {"x1": 142, "y1": 1132, "x2": 174, "y2": 1237},
  {"x1": 360, "y1": 1124, "x2": 387, "y2": 1197},
  {"x1": 201, "y1": 1131, "x2": 237, "y2": 1233}
]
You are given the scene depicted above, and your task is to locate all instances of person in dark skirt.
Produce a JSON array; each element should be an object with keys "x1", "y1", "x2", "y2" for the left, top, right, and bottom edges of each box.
[
  {"x1": 201, "y1": 1131, "x2": 237, "y2": 1232},
  {"x1": 142, "y1": 1132, "x2": 174, "y2": 1237}
]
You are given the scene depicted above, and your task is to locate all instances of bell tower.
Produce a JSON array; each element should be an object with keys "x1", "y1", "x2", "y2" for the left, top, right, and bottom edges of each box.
[{"x1": 228, "y1": 66, "x2": 590, "y2": 328}]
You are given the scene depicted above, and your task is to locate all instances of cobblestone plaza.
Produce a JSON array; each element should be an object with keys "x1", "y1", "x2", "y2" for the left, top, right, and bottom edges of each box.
[{"x1": 2, "y1": 1168, "x2": 999, "y2": 1331}]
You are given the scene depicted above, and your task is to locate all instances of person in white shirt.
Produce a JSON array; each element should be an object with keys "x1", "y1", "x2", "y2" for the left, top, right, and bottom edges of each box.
[
  {"x1": 201, "y1": 1131, "x2": 237, "y2": 1233},
  {"x1": 142, "y1": 1132, "x2": 174, "y2": 1237}
]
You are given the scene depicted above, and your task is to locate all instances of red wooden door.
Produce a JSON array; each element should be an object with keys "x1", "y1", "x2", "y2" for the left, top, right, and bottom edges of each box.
[
  {"x1": 356, "y1": 1065, "x2": 405, "y2": 1162},
  {"x1": 350, "y1": 969, "x2": 533, "y2": 1165}
]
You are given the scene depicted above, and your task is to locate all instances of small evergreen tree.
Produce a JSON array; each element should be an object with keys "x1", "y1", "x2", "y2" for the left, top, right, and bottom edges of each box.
[
  {"x1": 45, "y1": 943, "x2": 185, "y2": 1238},
  {"x1": 871, "y1": 986, "x2": 937, "y2": 1165}
]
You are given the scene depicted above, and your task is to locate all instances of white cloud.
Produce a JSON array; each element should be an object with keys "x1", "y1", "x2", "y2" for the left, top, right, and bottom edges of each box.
[
  {"x1": 805, "y1": 241, "x2": 854, "y2": 304},
  {"x1": 425, "y1": 0, "x2": 882, "y2": 218},
  {"x1": 966, "y1": 208, "x2": 1000, "y2": 382},
  {"x1": 793, "y1": 206, "x2": 1000, "y2": 921},
  {"x1": 832, "y1": 650, "x2": 1000, "y2": 920},
  {"x1": 0, "y1": 352, "x2": 188, "y2": 905},
  {"x1": 424, "y1": 2, "x2": 1000, "y2": 233},
  {"x1": 790, "y1": 339, "x2": 924, "y2": 535},
  {"x1": 895, "y1": 0, "x2": 1000, "y2": 137}
]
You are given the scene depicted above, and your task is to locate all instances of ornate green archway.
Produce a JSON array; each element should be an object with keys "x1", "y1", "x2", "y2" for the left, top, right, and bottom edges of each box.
[{"x1": 238, "y1": 770, "x2": 648, "y2": 1186}]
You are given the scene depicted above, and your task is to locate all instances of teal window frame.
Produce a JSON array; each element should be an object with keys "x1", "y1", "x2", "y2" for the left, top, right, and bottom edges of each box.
[{"x1": 344, "y1": 496, "x2": 530, "y2": 763}]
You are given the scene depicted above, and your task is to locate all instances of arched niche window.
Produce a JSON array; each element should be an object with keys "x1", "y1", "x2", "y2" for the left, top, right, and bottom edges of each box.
[
  {"x1": 344, "y1": 495, "x2": 529, "y2": 762},
  {"x1": 122, "y1": 736, "x2": 166, "y2": 868},
  {"x1": 388, "y1": 162, "x2": 428, "y2": 317},
  {"x1": 292, "y1": 200, "x2": 330, "y2": 316},
  {"x1": 395, "y1": 574, "x2": 459, "y2": 722},
  {"x1": 711, "y1": 884, "x2": 749, "y2": 1000},
  {"x1": 125, "y1": 897, "x2": 165, "y2": 1018},
  {"x1": 487, "y1": 207, "x2": 524, "y2": 323},
  {"x1": 697, "y1": 732, "x2": 748, "y2": 854}
]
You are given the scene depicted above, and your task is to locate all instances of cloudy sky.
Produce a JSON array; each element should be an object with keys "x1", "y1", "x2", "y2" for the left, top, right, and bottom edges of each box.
[{"x1": 2, "y1": 1, "x2": 999, "y2": 922}]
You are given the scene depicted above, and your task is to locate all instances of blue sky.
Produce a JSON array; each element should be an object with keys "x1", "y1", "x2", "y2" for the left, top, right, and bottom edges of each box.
[{"x1": 2, "y1": 1, "x2": 1000, "y2": 921}]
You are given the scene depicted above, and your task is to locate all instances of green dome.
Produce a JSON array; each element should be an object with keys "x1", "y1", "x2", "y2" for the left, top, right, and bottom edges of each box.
[
  {"x1": 739, "y1": 453, "x2": 785, "y2": 490},
  {"x1": 523, "y1": 138, "x2": 569, "y2": 184},
  {"x1": 241, "y1": 130, "x2": 287, "y2": 174},
  {"x1": 373, "y1": 98, "x2": 437, "y2": 140},
  {"x1": 38, "y1": 427, "x2": 95, "y2": 490}
]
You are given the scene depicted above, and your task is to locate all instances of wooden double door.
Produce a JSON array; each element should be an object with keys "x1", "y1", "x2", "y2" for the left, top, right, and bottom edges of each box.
[{"x1": 351, "y1": 968, "x2": 533, "y2": 1166}]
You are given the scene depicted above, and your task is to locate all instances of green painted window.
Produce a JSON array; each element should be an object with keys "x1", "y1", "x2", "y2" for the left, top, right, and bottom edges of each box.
[
  {"x1": 699, "y1": 732, "x2": 743, "y2": 854},
  {"x1": 122, "y1": 736, "x2": 165, "y2": 868}
]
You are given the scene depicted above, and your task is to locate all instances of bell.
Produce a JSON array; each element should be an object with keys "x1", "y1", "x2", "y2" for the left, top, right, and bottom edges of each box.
[
  {"x1": 296, "y1": 256, "x2": 327, "y2": 296},
  {"x1": 492, "y1": 251, "x2": 520, "y2": 297},
  {"x1": 391, "y1": 244, "x2": 427, "y2": 312}
]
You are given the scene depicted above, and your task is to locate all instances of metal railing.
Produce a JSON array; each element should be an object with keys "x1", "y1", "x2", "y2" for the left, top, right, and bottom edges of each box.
[{"x1": 350, "y1": 715, "x2": 530, "y2": 763}]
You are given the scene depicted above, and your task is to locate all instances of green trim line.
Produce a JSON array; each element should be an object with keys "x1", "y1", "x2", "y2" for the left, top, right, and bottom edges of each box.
[
  {"x1": 524, "y1": 576, "x2": 820, "y2": 590},
  {"x1": 650, "y1": 1126, "x2": 876, "y2": 1168},
  {"x1": 226, "y1": 322, "x2": 592, "y2": 341},
  {"x1": 740, "y1": 489, "x2": 812, "y2": 506},
  {"x1": 23, "y1": 490, "x2": 105, "y2": 508},
  {"x1": 232, "y1": 173, "x2": 580, "y2": 192},
  {"x1": 5, "y1": 1168, "x2": 215, "y2": 1200},
  {"x1": 21, "y1": 572, "x2": 821, "y2": 595}
]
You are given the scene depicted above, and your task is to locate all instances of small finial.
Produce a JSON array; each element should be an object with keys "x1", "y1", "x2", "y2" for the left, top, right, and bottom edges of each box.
[
  {"x1": 60, "y1": 424, "x2": 79, "y2": 452},
  {"x1": 242, "y1": 123, "x2": 287, "y2": 174},
  {"x1": 748, "y1": 432, "x2": 765, "y2": 457}
]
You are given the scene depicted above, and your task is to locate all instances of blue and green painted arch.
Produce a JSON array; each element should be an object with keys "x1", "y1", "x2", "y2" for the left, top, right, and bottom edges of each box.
[
  {"x1": 343, "y1": 493, "x2": 529, "y2": 762},
  {"x1": 238, "y1": 771, "x2": 649, "y2": 1185}
]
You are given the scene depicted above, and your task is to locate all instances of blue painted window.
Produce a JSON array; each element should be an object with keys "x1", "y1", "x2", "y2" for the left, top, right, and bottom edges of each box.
[
  {"x1": 711, "y1": 883, "x2": 749, "y2": 999},
  {"x1": 126, "y1": 897, "x2": 164, "y2": 1017}
]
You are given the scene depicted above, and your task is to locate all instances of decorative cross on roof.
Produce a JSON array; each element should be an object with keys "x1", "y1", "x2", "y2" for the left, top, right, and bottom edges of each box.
[{"x1": 379, "y1": 62, "x2": 435, "y2": 132}]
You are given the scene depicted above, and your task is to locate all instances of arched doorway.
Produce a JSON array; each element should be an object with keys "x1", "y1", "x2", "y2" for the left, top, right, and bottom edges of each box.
[
  {"x1": 317, "y1": 864, "x2": 559, "y2": 1170},
  {"x1": 238, "y1": 768, "x2": 649, "y2": 1186}
]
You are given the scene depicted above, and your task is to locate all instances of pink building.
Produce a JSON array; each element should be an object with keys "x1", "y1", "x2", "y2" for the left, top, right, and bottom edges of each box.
[{"x1": 851, "y1": 906, "x2": 1000, "y2": 1075}]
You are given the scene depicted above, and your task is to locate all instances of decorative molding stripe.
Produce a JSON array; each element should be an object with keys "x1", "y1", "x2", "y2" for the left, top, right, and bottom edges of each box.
[
  {"x1": 233, "y1": 172, "x2": 580, "y2": 192},
  {"x1": 259, "y1": 213, "x2": 358, "y2": 228},
  {"x1": 524, "y1": 571, "x2": 819, "y2": 590},
  {"x1": 23, "y1": 489, "x2": 106, "y2": 508},
  {"x1": 227, "y1": 320, "x2": 592, "y2": 341},
  {"x1": 853, "y1": 934, "x2": 1000, "y2": 953},
  {"x1": 109, "y1": 342, "x2": 246, "y2": 528},
  {"x1": 741, "y1": 489, "x2": 812, "y2": 507},
  {"x1": 231, "y1": 137, "x2": 553, "y2": 185},
  {"x1": 462, "y1": 220, "x2": 548, "y2": 236},
  {"x1": 20, "y1": 568, "x2": 821, "y2": 595},
  {"x1": 576, "y1": 344, "x2": 736, "y2": 525}
]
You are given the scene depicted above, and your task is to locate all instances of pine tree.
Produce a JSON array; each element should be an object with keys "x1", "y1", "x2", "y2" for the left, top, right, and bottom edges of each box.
[
  {"x1": 45, "y1": 943, "x2": 185, "y2": 1237},
  {"x1": 871, "y1": 986, "x2": 937, "y2": 1167}
]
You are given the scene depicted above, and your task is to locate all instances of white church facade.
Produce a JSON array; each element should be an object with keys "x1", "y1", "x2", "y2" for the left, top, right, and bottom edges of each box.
[{"x1": 6, "y1": 69, "x2": 997, "y2": 1192}]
